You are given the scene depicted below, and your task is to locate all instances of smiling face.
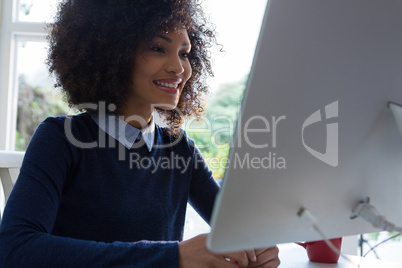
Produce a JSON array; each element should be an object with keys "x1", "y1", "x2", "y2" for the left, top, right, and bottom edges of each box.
[{"x1": 122, "y1": 28, "x2": 192, "y2": 125}]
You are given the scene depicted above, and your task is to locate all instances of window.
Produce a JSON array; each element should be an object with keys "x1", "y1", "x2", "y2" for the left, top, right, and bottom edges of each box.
[
  {"x1": 0, "y1": 0, "x2": 64, "y2": 151},
  {"x1": 17, "y1": 0, "x2": 57, "y2": 22}
]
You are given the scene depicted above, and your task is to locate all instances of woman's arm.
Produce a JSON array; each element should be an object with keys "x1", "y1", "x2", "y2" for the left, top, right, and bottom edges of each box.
[{"x1": 187, "y1": 142, "x2": 220, "y2": 224}]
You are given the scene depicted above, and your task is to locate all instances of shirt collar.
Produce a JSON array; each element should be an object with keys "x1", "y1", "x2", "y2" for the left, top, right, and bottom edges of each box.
[{"x1": 91, "y1": 113, "x2": 155, "y2": 152}]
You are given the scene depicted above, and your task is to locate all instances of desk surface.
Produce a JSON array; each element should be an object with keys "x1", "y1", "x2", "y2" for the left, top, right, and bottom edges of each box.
[{"x1": 278, "y1": 244, "x2": 402, "y2": 268}]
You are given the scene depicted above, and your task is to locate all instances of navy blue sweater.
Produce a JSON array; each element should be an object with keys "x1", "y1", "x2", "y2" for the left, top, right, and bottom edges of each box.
[{"x1": 0, "y1": 113, "x2": 220, "y2": 267}]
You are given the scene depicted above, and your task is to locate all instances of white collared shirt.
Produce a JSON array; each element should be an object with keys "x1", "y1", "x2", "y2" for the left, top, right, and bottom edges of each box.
[{"x1": 91, "y1": 113, "x2": 155, "y2": 152}]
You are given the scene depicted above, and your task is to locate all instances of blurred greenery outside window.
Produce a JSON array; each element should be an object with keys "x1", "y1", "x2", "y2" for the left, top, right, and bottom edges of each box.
[
  {"x1": 15, "y1": 41, "x2": 71, "y2": 151},
  {"x1": 184, "y1": 76, "x2": 248, "y2": 180}
]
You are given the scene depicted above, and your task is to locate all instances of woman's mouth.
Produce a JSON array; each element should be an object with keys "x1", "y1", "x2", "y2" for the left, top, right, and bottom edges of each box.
[{"x1": 154, "y1": 79, "x2": 181, "y2": 94}]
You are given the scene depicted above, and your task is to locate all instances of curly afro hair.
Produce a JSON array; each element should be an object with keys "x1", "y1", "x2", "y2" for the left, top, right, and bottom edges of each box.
[{"x1": 47, "y1": 0, "x2": 216, "y2": 133}]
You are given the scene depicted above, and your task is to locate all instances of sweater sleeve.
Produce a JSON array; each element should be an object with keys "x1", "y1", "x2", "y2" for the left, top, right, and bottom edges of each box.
[
  {"x1": 0, "y1": 117, "x2": 178, "y2": 268},
  {"x1": 187, "y1": 140, "x2": 221, "y2": 225}
]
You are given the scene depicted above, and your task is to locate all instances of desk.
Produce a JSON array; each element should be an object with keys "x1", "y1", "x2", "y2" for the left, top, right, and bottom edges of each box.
[{"x1": 278, "y1": 244, "x2": 402, "y2": 268}]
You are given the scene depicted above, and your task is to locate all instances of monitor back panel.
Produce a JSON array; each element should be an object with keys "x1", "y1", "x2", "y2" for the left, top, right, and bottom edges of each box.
[{"x1": 208, "y1": 0, "x2": 402, "y2": 253}]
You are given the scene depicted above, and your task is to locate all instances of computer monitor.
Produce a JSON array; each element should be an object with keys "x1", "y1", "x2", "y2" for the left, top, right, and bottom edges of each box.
[{"x1": 207, "y1": 0, "x2": 402, "y2": 253}]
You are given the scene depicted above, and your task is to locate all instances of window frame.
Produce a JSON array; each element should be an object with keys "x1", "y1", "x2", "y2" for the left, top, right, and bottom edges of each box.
[{"x1": 0, "y1": 0, "x2": 47, "y2": 150}]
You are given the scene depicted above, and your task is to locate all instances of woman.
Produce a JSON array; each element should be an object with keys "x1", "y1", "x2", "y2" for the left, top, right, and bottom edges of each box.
[{"x1": 0, "y1": 0, "x2": 280, "y2": 267}]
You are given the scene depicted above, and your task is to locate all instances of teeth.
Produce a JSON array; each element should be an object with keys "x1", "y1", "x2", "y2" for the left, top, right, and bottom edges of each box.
[{"x1": 155, "y1": 81, "x2": 178, "y2": 88}]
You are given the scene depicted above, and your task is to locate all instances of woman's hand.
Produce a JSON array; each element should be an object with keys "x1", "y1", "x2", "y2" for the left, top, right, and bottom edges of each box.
[
  {"x1": 178, "y1": 233, "x2": 257, "y2": 268},
  {"x1": 247, "y1": 246, "x2": 280, "y2": 268}
]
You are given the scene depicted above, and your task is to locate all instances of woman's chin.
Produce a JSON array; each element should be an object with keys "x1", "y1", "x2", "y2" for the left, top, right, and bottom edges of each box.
[{"x1": 154, "y1": 103, "x2": 178, "y2": 111}]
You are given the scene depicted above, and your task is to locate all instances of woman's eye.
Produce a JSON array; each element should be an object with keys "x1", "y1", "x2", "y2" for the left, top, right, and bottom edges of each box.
[
  {"x1": 149, "y1": 46, "x2": 164, "y2": 53},
  {"x1": 180, "y1": 52, "x2": 190, "y2": 58}
]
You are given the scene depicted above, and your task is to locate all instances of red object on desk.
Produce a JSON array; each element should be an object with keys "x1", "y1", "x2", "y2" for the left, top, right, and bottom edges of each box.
[
  {"x1": 297, "y1": 237, "x2": 342, "y2": 263},
  {"x1": 229, "y1": 258, "x2": 239, "y2": 267}
]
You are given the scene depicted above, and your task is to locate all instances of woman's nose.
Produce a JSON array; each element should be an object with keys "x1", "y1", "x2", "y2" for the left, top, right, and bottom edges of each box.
[{"x1": 166, "y1": 55, "x2": 185, "y2": 74}]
